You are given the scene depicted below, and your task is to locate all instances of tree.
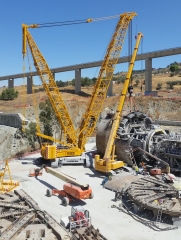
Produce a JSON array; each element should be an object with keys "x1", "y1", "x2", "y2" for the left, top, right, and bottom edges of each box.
[
  {"x1": 91, "y1": 77, "x2": 97, "y2": 84},
  {"x1": 56, "y1": 80, "x2": 66, "y2": 87},
  {"x1": 25, "y1": 122, "x2": 38, "y2": 150},
  {"x1": 69, "y1": 77, "x2": 97, "y2": 87},
  {"x1": 39, "y1": 99, "x2": 55, "y2": 142},
  {"x1": 39, "y1": 104, "x2": 52, "y2": 122},
  {"x1": 43, "y1": 120, "x2": 53, "y2": 138},
  {"x1": 81, "y1": 77, "x2": 92, "y2": 86},
  {"x1": 0, "y1": 88, "x2": 18, "y2": 100},
  {"x1": 169, "y1": 62, "x2": 179, "y2": 76},
  {"x1": 71, "y1": 79, "x2": 75, "y2": 86},
  {"x1": 170, "y1": 64, "x2": 179, "y2": 73}
]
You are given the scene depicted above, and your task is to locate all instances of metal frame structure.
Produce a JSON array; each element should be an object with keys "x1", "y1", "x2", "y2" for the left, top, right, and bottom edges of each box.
[{"x1": 0, "y1": 160, "x2": 19, "y2": 193}]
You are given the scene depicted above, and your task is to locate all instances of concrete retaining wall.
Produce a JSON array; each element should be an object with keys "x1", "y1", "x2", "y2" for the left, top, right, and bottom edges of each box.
[
  {"x1": 155, "y1": 120, "x2": 181, "y2": 126},
  {"x1": 0, "y1": 113, "x2": 28, "y2": 128}
]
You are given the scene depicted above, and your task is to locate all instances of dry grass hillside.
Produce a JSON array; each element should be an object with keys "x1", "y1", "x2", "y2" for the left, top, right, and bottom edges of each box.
[
  {"x1": 1, "y1": 72, "x2": 181, "y2": 124},
  {"x1": 1, "y1": 72, "x2": 181, "y2": 160}
]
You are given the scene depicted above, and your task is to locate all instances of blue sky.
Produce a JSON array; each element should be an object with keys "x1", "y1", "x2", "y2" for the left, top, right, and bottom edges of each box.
[{"x1": 0, "y1": 0, "x2": 180, "y2": 86}]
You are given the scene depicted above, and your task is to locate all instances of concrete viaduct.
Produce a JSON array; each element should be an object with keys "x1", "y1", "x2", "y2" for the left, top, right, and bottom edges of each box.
[{"x1": 0, "y1": 47, "x2": 181, "y2": 96}]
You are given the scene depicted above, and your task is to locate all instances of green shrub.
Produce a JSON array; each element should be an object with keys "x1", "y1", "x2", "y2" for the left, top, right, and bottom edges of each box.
[
  {"x1": 166, "y1": 82, "x2": 174, "y2": 89},
  {"x1": 0, "y1": 88, "x2": 18, "y2": 100},
  {"x1": 39, "y1": 99, "x2": 54, "y2": 142},
  {"x1": 170, "y1": 72, "x2": 174, "y2": 77},
  {"x1": 170, "y1": 64, "x2": 179, "y2": 73},
  {"x1": 116, "y1": 75, "x2": 126, "y2": 84},
  {"x1": 166, "y1": 80, "x2": 181, "y2": 88},
  {"x1": 156, "y1": 83, "x2": 162, "y2": 90},
  {"x1": 134, "y1": 79, "x2": 140, "y2": 87},
  {"x1": 34, "y1": 88, "x2": 44, "y2": 93}
]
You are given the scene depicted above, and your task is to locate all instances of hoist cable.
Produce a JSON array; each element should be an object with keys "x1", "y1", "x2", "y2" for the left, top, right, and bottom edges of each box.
[
  {"x1": 128, "y1": 20, "x2": 133, "y2": 86},
  {"x1": 29, "y1": 15, "x2": 121, "y2": 28},
  {"x1": 135, "y1": 16, "x2": 138, "y2": 38},
  {"x1": 91, "y1": 15, "x2": 120, "y2": 21},
  {"x1": 26, "y1": 46, "x2": 40, "y2": 134},
  {"x1": 22, "y1": 58, "x2": 27, "y2": 132},
  {"x1": 37, "y1": 19, "x2": 88, "y2": 26},
  {"x1": 141, "y1": 37, "x2": 144, "y2": 98},
  {"x1": 141, "y1": 37, "x2": 144, "y2": 86},
  {"x1": 38, "y1": 21, "x2": 88, "y2": 28}
]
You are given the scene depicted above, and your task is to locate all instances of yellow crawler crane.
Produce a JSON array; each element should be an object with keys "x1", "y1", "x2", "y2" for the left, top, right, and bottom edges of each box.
[
  {"x1": 95, "y1": 32, "x2": 143, "y2": 173},
  {"x1": 22, "y1": 12, "x2": 137, "y2": 167}
]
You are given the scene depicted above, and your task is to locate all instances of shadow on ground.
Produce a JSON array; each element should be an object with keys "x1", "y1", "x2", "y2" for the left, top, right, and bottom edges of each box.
[
  {"x1": 60, "y1": 89, "x2": 91, "y2": 97},
  {"x1": 35, "y1": 178, "x2": 55, "y2": 190},
  {"x1": 35, "y1": 177, "x2": 86, "y2": 206}
]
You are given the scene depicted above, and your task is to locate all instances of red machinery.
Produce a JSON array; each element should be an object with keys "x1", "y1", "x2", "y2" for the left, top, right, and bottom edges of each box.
[
  {"x1": 29, "y1": 165, "x2": 93, "y2": 206},
  {"x1": 60, "y1": 206, "x2": 90, "y2": 230}
]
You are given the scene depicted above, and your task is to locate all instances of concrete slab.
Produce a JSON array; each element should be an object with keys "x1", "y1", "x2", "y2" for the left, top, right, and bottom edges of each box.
[
  {"x1": 0, "y1": 218, "x2": 12, "y2": 232},
  {"x1": 16, "y1": 224, "x2": 55, "y2": 240},
  {"x1": 104, "y1": 172, "x2": 142, "y2": 192},
  {"x1": 8, "y1": 155, "x2": 181, "y2": 240}
]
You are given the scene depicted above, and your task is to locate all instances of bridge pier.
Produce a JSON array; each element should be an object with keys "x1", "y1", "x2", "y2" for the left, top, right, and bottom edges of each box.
[
  {"x1": 107, "y1": 81, "x2": 113, "y2": 97},
  {"x1": 27, "y1": 76, "x2": 33, "y2": 94},
  {"x1": 8, "y1": 78, "x2": 14, "y2": 89},
  {"x1": 145, "y1": 58, "x2": 152, "y2": 92},
  {"x1": 52, "y1": 72, "x2": 55, "y2": 80},
  {"x1": 2, "y1": 47, "x2": 181, "y2": 96},
  {"x1": 75, "y1": 69, "x2": 81, "y2": 94}
]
